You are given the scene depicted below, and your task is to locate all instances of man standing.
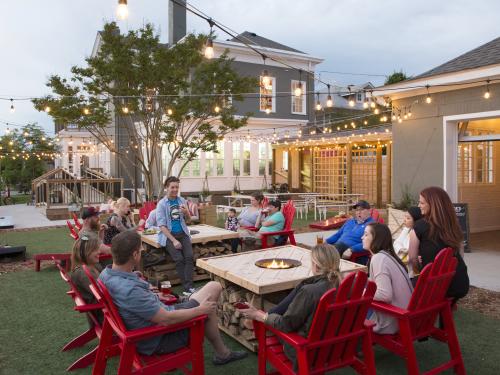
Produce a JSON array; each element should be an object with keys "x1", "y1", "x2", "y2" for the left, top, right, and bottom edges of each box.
[
  {"x1": 99, "y1": 230, "x2": 247, "y2": 364},
  {"x1": 326, "y1": 200, "x2": 374, "y2": 260},
  {"x1": 156, "y1": 176, "x2": 194, "y2": 293}
]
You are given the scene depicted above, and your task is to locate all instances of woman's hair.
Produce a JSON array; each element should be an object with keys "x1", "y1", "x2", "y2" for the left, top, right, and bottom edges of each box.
[
  {"x1": 114, "y1": 197, "x2": 130, "y2": 211},
  {"x1": 251, "y1": 191, "x2": 264, "y2": 203},
  {"x1": 311, "y1": 244, "x2": 341, "y2": 286},
  {"x1": 366, "y1": 223, "x2": 407, "y2": 270},
  {"x1": 420, "y1": 186, "x2": 463, "y2": 250},
  {"x1": 71, "y1": 231, "x2": 100, "y2": 270},
  {"x1": 407, "y1": 206, "x2": 422, "y2": 223}
]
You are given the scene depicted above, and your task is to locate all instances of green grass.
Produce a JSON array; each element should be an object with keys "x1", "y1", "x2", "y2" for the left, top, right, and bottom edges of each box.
[
  {"x1": 1, "y1": 228, "x2": 499, "y2": 374},
  {"x1": 0, "y1": 194, "x2": 31, "y2": 205},
  {"x1": 1, "y1": 227, "x2": 74, "y2": 257}
]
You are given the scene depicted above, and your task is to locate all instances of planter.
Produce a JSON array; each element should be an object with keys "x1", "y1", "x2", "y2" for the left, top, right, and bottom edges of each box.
[{"x1": 387, "y1": 206, "x2": 406, "y2": 238}]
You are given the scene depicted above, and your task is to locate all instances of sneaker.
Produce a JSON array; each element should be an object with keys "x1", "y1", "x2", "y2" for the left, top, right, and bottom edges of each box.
[{"x1": 212, "y1": 350, "x2": 248, "y2": 366}]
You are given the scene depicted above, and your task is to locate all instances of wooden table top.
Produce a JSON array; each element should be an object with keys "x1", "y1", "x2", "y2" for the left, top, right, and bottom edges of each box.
[
  {"x1": 141, "y1": 224, "x2": 240, "y2": 248},
  {"x1": 196, "y1": 245, "x2": 366, "y2": 295}
]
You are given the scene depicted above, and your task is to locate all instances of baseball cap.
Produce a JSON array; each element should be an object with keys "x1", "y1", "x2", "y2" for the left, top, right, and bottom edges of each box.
[
  {"x1": 82, "y1": 207, "x2": 99, "y2": 220},
  {"x1": 352, "y1": 200, "x2": 370, "y2": 210}
]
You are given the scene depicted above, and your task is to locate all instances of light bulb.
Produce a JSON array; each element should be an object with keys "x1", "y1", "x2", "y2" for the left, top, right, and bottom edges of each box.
[
  {"x1": 83, "y1": 108, "x2": 90, "y2": 115},
  {"x1": 392, "y1": 114, "x2": 396, "y2": 120},
  {"x1": 326, "y1": 95, "x2": 333, "y2": 107},
  {"x1": 408, "y1": 111, "x2": 412, "y2": 117},
  {"x1": 348, "y1": 99, "x2": 355, "y2": 107},
  {"x1": 315, "y1": 101, "x2": 322, "y2": 111},
  {"x1": 122, "y1": 106, "x2": 129, "y2": 114},
  {"x1": 265, "y1": 107, "x2": 271, "y2": 114},
  {"x1": 204, "y1": 39, "x2": 214, "y2": 59},
  {"x1": 167, "y1": 108, "x2": 173, "y2": 116},
  {"x1": 398, "y1": 118, "x2": 403, "y2": 123},
  {"x1": 117, "y1": 0, "x2": 128, "y2": 20},
  {"x1": 484, "y1": 90, "x2": 490, "y2": 99},
  {"x1": 364, "y1": 120, "x2": 368, "y2": 125},
  {"x1": 44, "y1": 106, "x2": 51, "y2": 113},
  {"x1": 363, "y1": 101, "x2": 368, "y2": 109},
  {"x1": 426, "y1": 95, "x2": 432, "y2": 104},
  {"x1": 374, "y1": 108, "x2": 380, "y2": 115},
  {"x1": 370, "y1": 101, "x2": 376, "y2": 108},
  {"x1": 214, "y1": 105, "x2": 220, "y2": 113}
]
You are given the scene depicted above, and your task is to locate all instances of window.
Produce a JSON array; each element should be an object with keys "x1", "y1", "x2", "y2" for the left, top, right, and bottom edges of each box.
[
  {"x1": 215, "y1": 141, "x2": 224, "y2": 176},
  {"x1": 205, "y1": 151, "x2": 215, "y2": 176},
  {"x1": 356, "y1": 92, "x2": 363, "y2": 102},
  {"x1": 291, "y1": 80, "x2": 307, "y2": 114},
  {"x1": 232, "y1": 142, "x2": 240, "y2": 176},
  {"x1": 181, "y1": 150, "x2": 200, "y2": 177},
  {"x1": 68, "y1": 146, "x2": 73, "y2": 165},
  {"x1": 260, "y1": 76, "x2": 276, "y2": 113},
  {"x1": 243, "y1": 142, "x2": 251, "y2": 176},
  {"x1": 458, "y1": 142, "x2": 493, "y2": 184},
  {"x1": 282, "y1": 150, "x2": 289, "y2": 172}
]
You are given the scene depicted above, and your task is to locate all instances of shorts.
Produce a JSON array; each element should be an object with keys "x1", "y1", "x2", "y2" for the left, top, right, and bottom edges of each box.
[{"x1": 154, "y1": 299, "x2": 200, "y2": 354}]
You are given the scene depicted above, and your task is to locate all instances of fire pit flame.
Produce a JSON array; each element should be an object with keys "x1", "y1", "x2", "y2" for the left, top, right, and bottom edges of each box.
[{"x1": 255, "y1": 258, "x2": 302, "y2": 269}]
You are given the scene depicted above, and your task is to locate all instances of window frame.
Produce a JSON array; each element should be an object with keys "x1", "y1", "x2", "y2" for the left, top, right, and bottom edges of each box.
[
  {"x1": 259, "y1": 76, "x2": 276, "y2": 113},
  {"x1": 291, "y1": 80, "x2": 307, "y2": 115}
]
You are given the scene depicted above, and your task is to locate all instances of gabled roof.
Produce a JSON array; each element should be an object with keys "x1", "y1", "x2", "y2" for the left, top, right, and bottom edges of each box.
[
  {"x1": 229, "y1": 31, "x2": 305, "y2": 54},
  {"x1": 414, "y1": 36, "x2": 500, "y2": 79}
]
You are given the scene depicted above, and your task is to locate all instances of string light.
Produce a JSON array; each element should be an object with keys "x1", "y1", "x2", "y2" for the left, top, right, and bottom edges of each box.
[
  {"x1": 204, "y1": 19, "x2": 215, "y2": 59},
  {"x1": 425, "y1": 85, "x2": 432, "y2": 104},
  {"x1": 10, "y1": 99, "x2": 15, "y2": 113},
  {"x1": 122, "y1": 106, "x2": 129, "y2": 114},
  {"x1": 326, "y1": 84, "x2": 333, "y2": 107},
  {"x1": 484, "y1": 80, "x2": 491, "y2": 99},
  {"x1": 294, "y1": 70, "x2": 303, "y2": 97},
  {"x1": 83, "y1": 108, "x2": 90, "y2": 115},
  {"x1": 315, "y1": 92, "x2": 322, "y2": 111},
  {"x1": 214, "y1": 104, "x2": 221, "y2": 113},
  {"x1": 117, "y1": 0, "x2": 128, "y2": 20},
  {"x1": 44, "y1": 106, "x2": 51, "y2": 113},
  {"x1": 167, "y1": 108, "x2": 173, "y2": 116}
]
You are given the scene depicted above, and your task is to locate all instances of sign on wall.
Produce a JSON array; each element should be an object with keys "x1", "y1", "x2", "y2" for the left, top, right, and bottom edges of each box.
[{"x1": 453, "y1": 203, "x2": 470, "y2": 253}]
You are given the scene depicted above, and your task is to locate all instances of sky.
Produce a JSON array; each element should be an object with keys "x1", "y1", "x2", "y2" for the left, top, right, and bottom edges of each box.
[{"x1": 0, "y1": 0, "x2": 499, "y2": 136}]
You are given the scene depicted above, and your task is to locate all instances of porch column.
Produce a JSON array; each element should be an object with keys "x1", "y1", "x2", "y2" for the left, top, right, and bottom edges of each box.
[
  {"x1": 346, "y1": 144, "x2": 352, "y2": 194},
  {"x1": 376, "y1": 144, "x2": 382, "y2": 207}
]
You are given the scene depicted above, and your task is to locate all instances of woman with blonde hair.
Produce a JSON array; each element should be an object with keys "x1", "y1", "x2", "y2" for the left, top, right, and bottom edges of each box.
[
  {"x1": 240, "y1": 244, "x2": 341, "y2": 363},
  {"x1": 103, "y1": 197, "x2": 144, "y2": 245}
]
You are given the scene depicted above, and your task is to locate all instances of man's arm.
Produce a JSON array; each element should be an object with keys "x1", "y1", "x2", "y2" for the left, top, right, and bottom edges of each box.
[{"x1": 326, "y1": 223, "x2": 345, "y2": 244}]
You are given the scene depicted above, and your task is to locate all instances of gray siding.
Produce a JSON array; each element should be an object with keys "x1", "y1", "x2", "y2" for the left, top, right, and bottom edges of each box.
[
  {"x1": 229, "y1": 60, "x2": 314, "y2": 122},
  {"x1": 392, "y1": 82, "x2": 500, "y2": 203}
]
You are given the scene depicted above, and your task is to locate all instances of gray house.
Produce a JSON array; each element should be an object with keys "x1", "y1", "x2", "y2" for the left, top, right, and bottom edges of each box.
[{"x1": 374, "y1": 36, "x2": 500, "y2": 234}]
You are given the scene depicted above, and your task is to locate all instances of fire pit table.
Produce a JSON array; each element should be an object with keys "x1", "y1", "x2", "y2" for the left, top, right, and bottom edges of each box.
[{"x1": 196, "y1": 245, "x2": 366, "y2": 351}]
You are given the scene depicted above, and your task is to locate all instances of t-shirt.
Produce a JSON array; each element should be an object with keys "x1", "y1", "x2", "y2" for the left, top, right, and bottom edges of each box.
[
  {"x1": 413, "y1": 218, "x2": 469, "y2": 299},
  {"x1": 99, "y1": 266, "x2": 174, "y2": 355},
  {"x1": 259, "y1": 211, "x2": 285, "y2": 235},
  {"x1": 168, "y1": 198, "x2": 182, "y2": 234},
  {"x1": 226, "y1": 216, "x2": 238, "y2": 231}
]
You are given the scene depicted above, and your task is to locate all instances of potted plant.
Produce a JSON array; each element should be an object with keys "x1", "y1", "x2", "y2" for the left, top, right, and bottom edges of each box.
[{"x1": 200, "y1": 172, "x2": 212, "y2": 203}]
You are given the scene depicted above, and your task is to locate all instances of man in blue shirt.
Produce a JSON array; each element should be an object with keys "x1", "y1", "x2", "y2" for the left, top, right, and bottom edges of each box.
[
  {"x1": 326, "y1": 200, "x2": 373, "y2": 260},
  {"x1": 156, "y1": 176, "x2": 194, "y2": 292},
  {"x1": 99, "y1": 230, "x2": 247, "y2": 364}
]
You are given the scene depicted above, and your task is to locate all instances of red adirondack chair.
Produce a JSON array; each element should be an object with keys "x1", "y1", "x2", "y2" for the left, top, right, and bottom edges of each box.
[
  {"x1": 260, "y1": 200, "x2": 296, "y2": 249},
  {"x1": 54, "y1": 260, "x2": 105, "y2": 371},
  {"x1": 254, "y1": 271, "x2": 377, "y2": 375},
  {"x1": 371, "y1": 247, "x2": 465, "y2": 375},
  {"x1": 350, "y1": 208, "x2": 385, "y2": 264},
  {"x1": 67, "y1": 220, "x2": 79, "y2": 241},
  {"x1": 72, "y1": 212, "x2": 83, "y2": 230},
  {"x1": 90, "y1": 279, "x2": 207, "y2": 375}
]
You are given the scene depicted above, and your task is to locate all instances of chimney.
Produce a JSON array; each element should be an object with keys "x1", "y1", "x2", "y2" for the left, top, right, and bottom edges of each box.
[{"x1": 168, "y1": 0, "x2": 186, "y2": 45}]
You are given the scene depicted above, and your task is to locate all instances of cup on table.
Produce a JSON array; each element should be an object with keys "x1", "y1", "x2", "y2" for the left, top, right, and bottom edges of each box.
[
  {"x1": 161, "y1": 281, "x2": 172, "y2": 296},
  {"x1": 316, "y1": 235, "x2": 324, "y2": 244}
]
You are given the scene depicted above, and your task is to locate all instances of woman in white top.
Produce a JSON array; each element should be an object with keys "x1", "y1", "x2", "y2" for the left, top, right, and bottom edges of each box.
[
  {"x1": 363, "y1": 222, "x2": 413, "y2": 334},
  {"x1": 393, "y1": 206, "x2": 422, "y2": 263}
]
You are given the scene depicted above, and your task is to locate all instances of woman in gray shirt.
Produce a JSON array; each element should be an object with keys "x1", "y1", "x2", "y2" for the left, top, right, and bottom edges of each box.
[{"x1": 362, "y1": 222, "x2": 413, "y2": 334}]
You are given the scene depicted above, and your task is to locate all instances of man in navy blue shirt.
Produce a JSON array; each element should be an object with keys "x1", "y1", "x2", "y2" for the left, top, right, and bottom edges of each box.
[
  {"x1": 326, "y1": 200, "x2": 374, "y2": 259},
  {"x1": 99, "y1": 230, "x2": 247, "y2": 365},
  {"x1": 156, "y1": 176, "x2": 194, "y2": 292}
]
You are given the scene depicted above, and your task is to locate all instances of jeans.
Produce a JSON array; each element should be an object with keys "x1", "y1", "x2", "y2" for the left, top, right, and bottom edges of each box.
[
  {"x1": 333, "y1": 242, "x2": 350, "y2": 256},
  {"x1": 164, "y1": 232, "x2": 194, "y2": 291}
]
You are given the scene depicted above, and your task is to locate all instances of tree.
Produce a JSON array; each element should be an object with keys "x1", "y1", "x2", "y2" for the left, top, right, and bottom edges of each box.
[
  {"x1": 384, "y1": 70, "x2": 409, "y2": 85},
  {"x1": 33, "y1": 22, "x2": 258, "y2": 200},
  {"x1": 0, "y1": 124, "x2": 57, "y2": 197}
]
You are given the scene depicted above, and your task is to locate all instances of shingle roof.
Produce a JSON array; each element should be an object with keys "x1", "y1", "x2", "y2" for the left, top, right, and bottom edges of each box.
[
  {"x1": 415, "y1": 36, "x2": 500, "y2": 79},
  {"x1": 228, "y1": 31, "x2": 305, "y2": 54}
]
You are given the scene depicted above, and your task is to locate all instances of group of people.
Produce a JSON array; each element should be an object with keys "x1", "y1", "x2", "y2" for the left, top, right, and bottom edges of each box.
[{"x1": 67, "y1": 182, "x2": 469, "y2": 367}]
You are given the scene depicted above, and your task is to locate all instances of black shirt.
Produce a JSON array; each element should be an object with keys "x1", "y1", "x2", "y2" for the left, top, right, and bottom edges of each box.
[{"x1": 413, "y1": 218, "x2": 469, "y2": 299}]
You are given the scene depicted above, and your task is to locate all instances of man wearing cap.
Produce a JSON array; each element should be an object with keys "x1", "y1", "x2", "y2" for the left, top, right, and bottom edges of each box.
[
  {"x1": 79, "y1": 207, "x2": 111, "y2": 255},
  {"x1": 326, "y1": 200, "x2": 373, "y2": 261}
]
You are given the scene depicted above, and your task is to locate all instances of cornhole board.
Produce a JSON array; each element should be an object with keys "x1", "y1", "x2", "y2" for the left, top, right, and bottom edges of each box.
[
  {"x1": 309, "y1": 216, "x2": 349, "y2": 230},
  {"x1": 0, "y1": 246, "x2": 26, "y2": 260},
  {"x1": 0, "y1": 216, "x2": 14, "y2": 229}
]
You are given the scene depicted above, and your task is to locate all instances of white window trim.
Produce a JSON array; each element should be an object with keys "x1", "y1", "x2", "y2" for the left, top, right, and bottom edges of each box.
[
  {"x1": 259, "y1": 76, "x2": 276, "y2": 113},
  {"x1": 291, "y1": 80, "x2": 307, "y2": 115}
]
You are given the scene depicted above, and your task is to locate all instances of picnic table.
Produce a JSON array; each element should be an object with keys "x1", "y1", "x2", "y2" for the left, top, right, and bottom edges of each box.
[{"x1": 196, "y1": 245, "x2": 366, "y2": 351}]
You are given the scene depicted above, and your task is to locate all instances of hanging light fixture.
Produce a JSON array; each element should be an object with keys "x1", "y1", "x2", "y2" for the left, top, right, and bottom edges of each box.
[
  {"x1": 315, "y1": 92, "x2": 322, "y2": 111},
  {"x1": 204, "y1": 19, "x2": 215, "y2": 59},
  {"x1": 9, "y1": 99, "x2": 15, "y2": 113},
  {"x1": 326, "y1": 84, "x2": 333, "y2": 107},
  {"x1": 117, "y1": 0, "x2": 128, "y2": 20},
  {"x1": 425, "y1": 85, "x2": 432, "y2": 104},
  {"x1": 484, "y1": 80, "x2": 491, "y2": 99},
  {"x1": 370, "y1": 91, "x2": 376, "y2": 108}
]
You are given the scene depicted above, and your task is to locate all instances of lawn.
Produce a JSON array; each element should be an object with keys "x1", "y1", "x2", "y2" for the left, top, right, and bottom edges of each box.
[{"x1": 1, "y1": 229, "x2": 500, "y2": 374}]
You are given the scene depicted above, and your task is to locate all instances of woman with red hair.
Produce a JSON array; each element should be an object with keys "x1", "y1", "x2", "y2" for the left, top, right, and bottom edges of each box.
[{"x1": 408, "y1": 186, "x2": 469, "y2": 300}]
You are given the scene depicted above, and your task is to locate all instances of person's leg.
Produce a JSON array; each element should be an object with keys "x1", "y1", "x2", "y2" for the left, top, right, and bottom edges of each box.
[
  {"x1": 190, "y1": 282, "x2": 230, "y2": 357},
  {"x1": 177, "y1": 233, "x2": 194, "y2": 291},
  {"x1": 333, "y1": 242, "x2": 350, "y2": 257},
  {"x1": 164, "y1": 238, "x2": 186, "y2": 287},
  {"x1": 230, "y1": 238, "x2": 239, "y2": 253}
]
